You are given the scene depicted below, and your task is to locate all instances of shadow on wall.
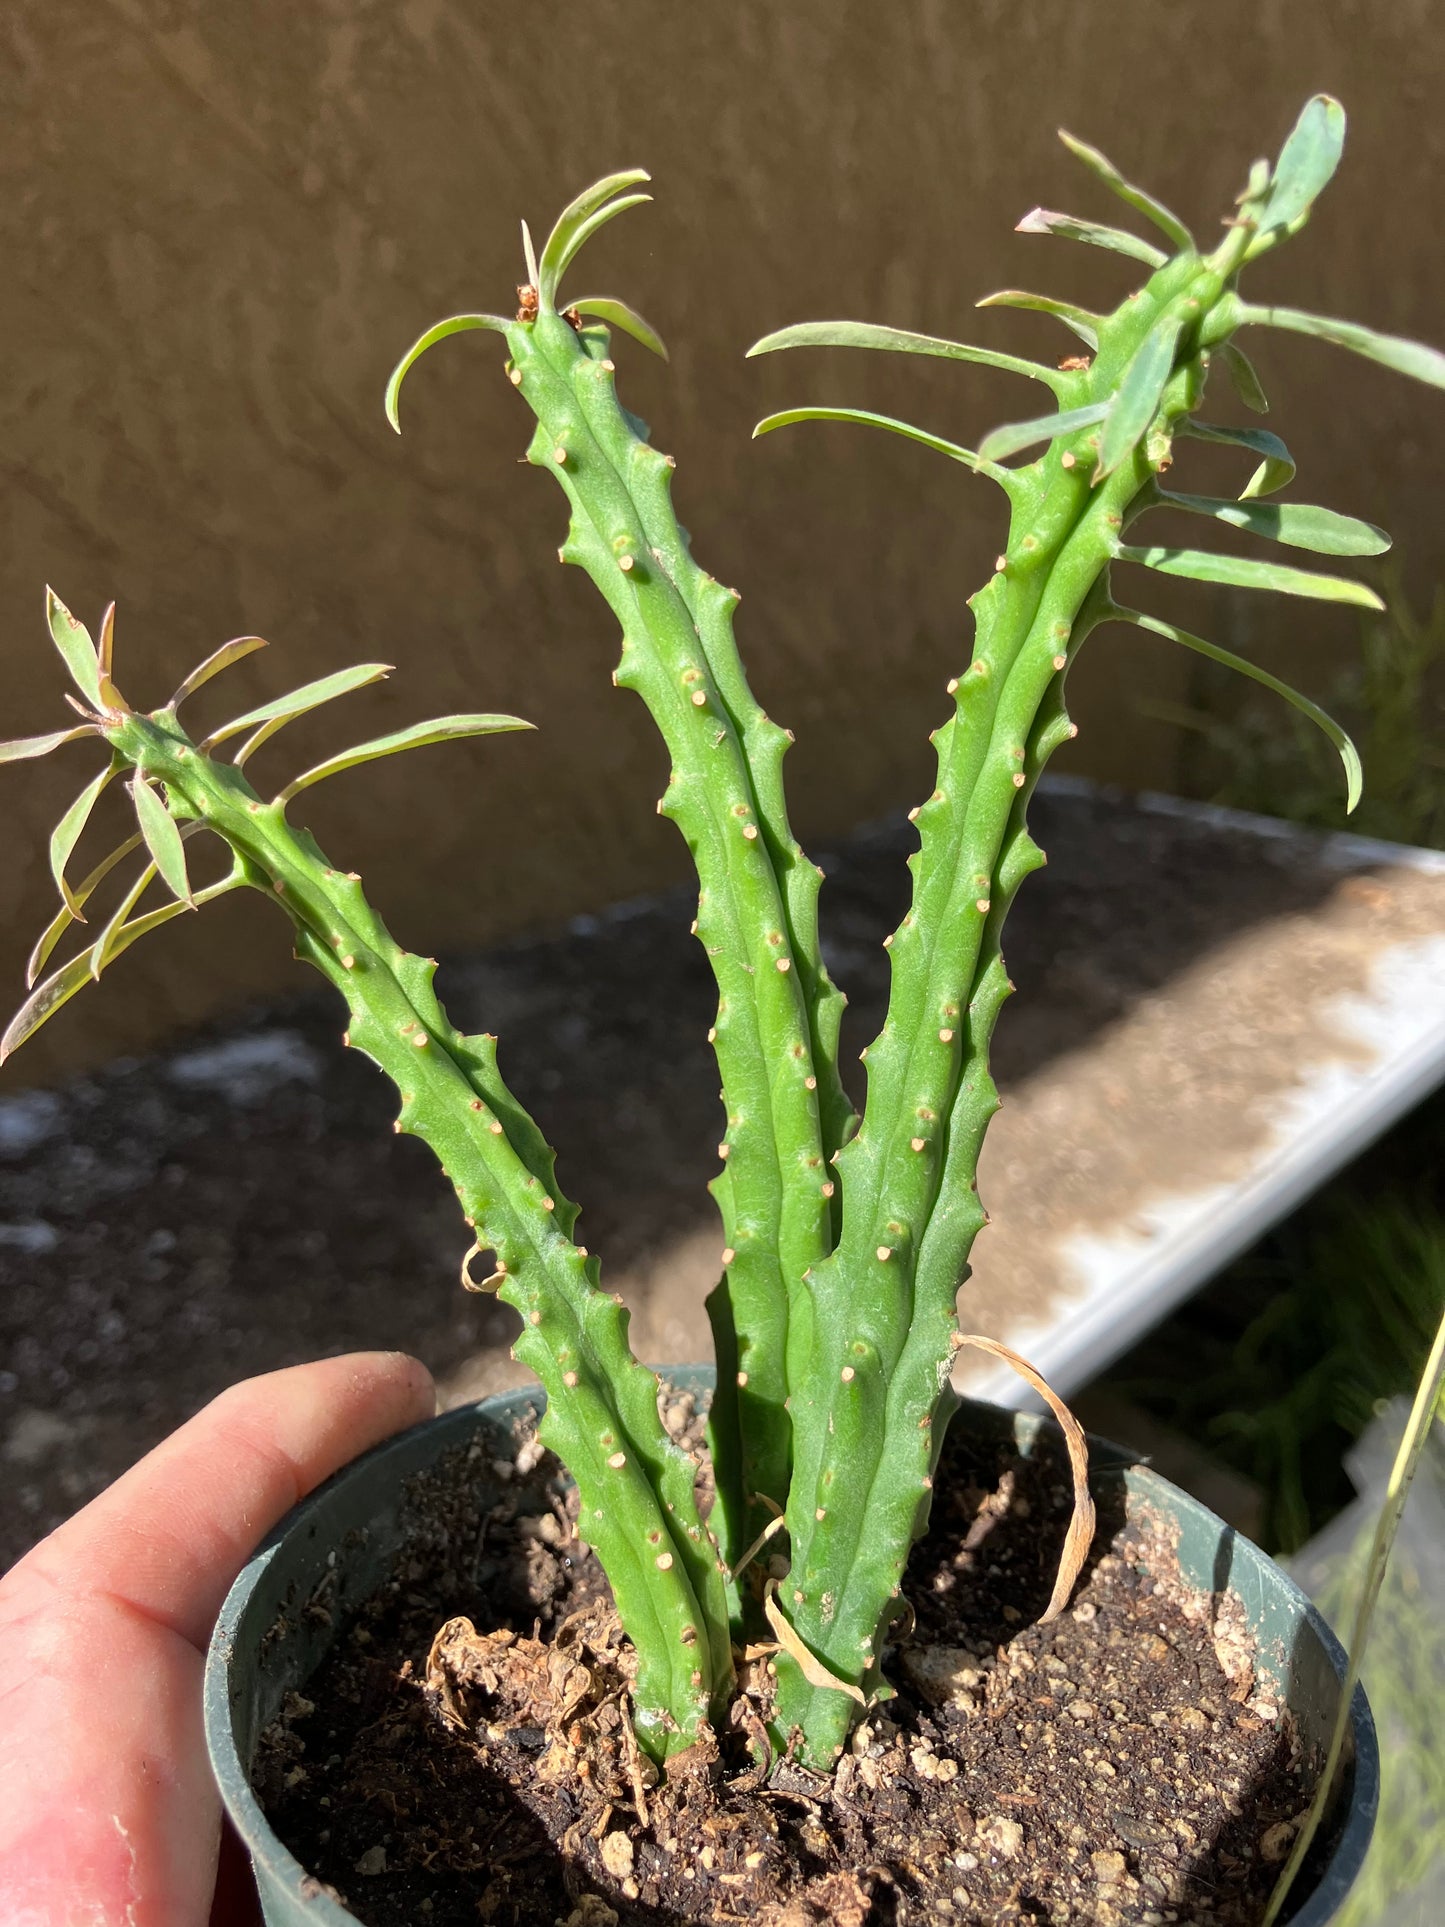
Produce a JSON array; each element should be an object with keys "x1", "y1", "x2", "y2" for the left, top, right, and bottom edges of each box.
[{"x1": 3, "y1": 0, "x2": 1444, "y2": 1077}]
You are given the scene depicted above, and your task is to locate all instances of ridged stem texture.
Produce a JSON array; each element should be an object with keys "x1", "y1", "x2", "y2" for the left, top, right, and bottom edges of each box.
[
  {"x1": 102, "y1": 708, "x2": 734, "y2": 1759},
  {"x1": 503, "y1": 310, "x2": 854, "y2": 1578},
  {"x1": 771, "y1": 254, "x2": 1227, "y2": 1760}
]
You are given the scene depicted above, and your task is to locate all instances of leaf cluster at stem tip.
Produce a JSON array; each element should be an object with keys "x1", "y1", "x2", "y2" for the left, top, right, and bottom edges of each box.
[
  {"x1": 0, "y1": 590, "x2": 530, "y2": 1062},
  {"x1": 747, "y1": 93, "x2": 1445, "y2": 816}
]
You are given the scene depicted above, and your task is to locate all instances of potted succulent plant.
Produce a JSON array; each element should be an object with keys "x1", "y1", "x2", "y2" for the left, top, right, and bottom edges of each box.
[{"x1": 4, "y1": 96, "x2": 1438, "y2": 1924}]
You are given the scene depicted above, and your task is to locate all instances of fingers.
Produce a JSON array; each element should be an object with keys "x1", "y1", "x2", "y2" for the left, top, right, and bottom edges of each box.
[
  {"x1": 0, "y1": 1351, "x2": 435, "y2": 1927},
  {"x1": 25, "y1": 1348, "x2": 436, "y2": 1651}
]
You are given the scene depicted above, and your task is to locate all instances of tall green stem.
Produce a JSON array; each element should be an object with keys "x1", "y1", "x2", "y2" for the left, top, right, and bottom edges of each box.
[
  {"x1": 772, "y1": 257, "x2": 1216, "y2": 1760},
  {"x1": 502, "y1": 310, "x2": 852, "y2": 1573},
  {"x1": 107, "y1": 708, "x2": 733, "y2": 1757}
]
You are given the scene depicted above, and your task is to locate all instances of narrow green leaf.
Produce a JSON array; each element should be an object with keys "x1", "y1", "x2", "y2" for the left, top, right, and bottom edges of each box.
[
  {"x1": 46, "y1": 588, "x2": 104, "y2": 707},
  {"x1": 0, "y1": 725, "x2": 97, "y2": 763},
  {"x1": 566, "y1": 296, "x2": 669, "y2": 361},
  {"x1": 1218, "y1": 342, "x2": 1269, "y2": 414},
  {"x1": 975, "y1": 290, "x2": 1100, "y2": 349},
  {"x1": 746, "y1": 319, "x2": 1065, "y2": 392},
  {"x1": 95, "y1": 601, "x2": 117, "y2": 685},
  {"x1": 536, "y1": 170, "x2": 651, "y2": 305},
  {"x1": 752, "y1": 405, "x2": 1014, "y2": 488},
  {"x1": 277, "y1": 712, "x2": 534, "y2": 802},
  {"x1": 27, "y1": 832, "x2": 143, "y2": 985},
  {"x1": 202, "y1": 663, "x2": 392, "y2": 751},
  {"x1": 1250, "y1": 95, "x2": 1346, "y2": 246},
  {"x1": 93, "y1": 604, "x2": 125, "y2": 716},
  {"x1": 544, "y1": 194, "x2": 652, "y2": 300},
  {"x1": 1232, "y1": 303, "x2": 1445, "y2": 391},
  {"x1": 1015, "y1": 207, "x2": 1167, "y2": 268},
  {"x1": 1114, "y1": 543, "x2": 1384, "y2": 608},
  {"x1": 1057, "y1": 130, "x2": 1194, "y2": 249},
  {"x1": 1155, "y1": 490, "x2": 1389, "y2": 557},
  {"x1": 385, "y1": 314, "x2": 510, "y2": 431},
  {"x1": 4, "y1": 872, "x2": 238, "y2": 1064},
  {"x1": 1178, "y1": 420, "x2": 1295, "y2": 497},
  {"x1": 1113, "y1": 605, "x2": 1361, "y2": 811},
  {"x1": 231, "y1": 715, "x2": 294, "y2": 769},
  {"x1": 167, "y1": 635, "x2": 268, "y2": 711},
  {"x1": 50, "y1": 764, "x2": 116, "y2": 920},
  {"x1": 90, "y1": 858, "x2": 158, "y2": 981},
  {"x1": 9, "y1": 933, "x2": 132, "y2": 1060},
  {"x1": 1097, "y1": 313, "x2": 1185, "y2": 477},
  {"x1": 520, "y1": 218, "x2": 540, "y2": 290},
  {"x1": 978, "y1": 400, "x2": 1110, "y2": 465},
  {"x1": 131, "y1": 774, "x2": 193, "y2": 905}
]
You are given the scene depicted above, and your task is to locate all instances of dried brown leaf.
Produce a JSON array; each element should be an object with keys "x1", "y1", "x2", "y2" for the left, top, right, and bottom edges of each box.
[
  {"x1": 953, "y1": 1333, "x2": 1096, "y2": 1621},
  {"x1": 762, "y1": 1583, "x2": 866, "y2": 1705}
]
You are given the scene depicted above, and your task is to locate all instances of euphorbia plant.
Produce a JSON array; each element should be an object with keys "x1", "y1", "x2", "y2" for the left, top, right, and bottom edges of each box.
[{"x1": 5, "y1": 96, "x2": 1442, "y2": 1772}]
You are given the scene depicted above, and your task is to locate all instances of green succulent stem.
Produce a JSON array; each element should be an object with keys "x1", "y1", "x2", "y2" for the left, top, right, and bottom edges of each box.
[
  {"x1": 499, "y1": 308, "x2": 853, "y2": 1580},
  {"x1": 102, "y1": 708, "x2": 733, "y2": 1758},
  {"x1": 764, "y1": 255, "x2": 1221, "y2": 1759}
]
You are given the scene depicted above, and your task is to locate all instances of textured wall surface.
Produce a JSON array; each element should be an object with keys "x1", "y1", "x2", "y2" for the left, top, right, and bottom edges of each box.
[{"x1": 2, "y1": 0, "x2": 1443, "y2": 1078}]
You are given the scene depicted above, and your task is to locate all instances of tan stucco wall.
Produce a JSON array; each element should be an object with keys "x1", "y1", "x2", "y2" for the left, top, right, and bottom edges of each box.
[{"x1": 3, "y1": 0, "x2": 1443, "y2": 1081}]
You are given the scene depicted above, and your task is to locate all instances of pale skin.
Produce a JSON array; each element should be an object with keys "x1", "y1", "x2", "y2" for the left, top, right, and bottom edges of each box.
[{"x1": 0, "y1": 1351, "x2": 437, "y2": 1926}]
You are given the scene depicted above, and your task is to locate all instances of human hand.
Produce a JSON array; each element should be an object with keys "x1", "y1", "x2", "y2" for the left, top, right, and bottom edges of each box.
[{"x1": 0, "y1": 1351, "x2": 436, "y2": 1926}]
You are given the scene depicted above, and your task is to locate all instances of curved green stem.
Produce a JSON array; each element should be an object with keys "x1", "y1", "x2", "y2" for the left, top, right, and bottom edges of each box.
[
  {"x1": 105, "y1": 709, "x2": 732, "y2": 1758},
  {"x1": 500, "y1": 310, "x2": 852, "y2": 1579}
]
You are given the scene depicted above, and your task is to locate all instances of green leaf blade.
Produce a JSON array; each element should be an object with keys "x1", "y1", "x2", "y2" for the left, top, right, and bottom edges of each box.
[
  {"x1": 4, "y1": 871, "x2": 238, "y2": 1064},
  {"x1": 46, "y1": 588, "x2": 104, "y2": 707},
  {"x1": 1097, "y1": 313, "x2": 1185, "y2": 477},
  {"x1": 4, "y1": 941, "x2": 115, "y2": 1062},
  {"x1": 978, "y1": 399, "x2": 1110, "y2": 465},
  {"x1": 544, "y1": 195, "x2": 652, "y2": 300},
  {"x1": 975, "y1": 289, "x2": 1100, "y2": 349},
  {"x1": 131, "y1": 775, "x2": 193, "y2": 905},
  {"x1": 1218, "y1": 342, "x2": 1269, "y2": 414},
  {"x1": 566, "y1": 296, "x2": 668, "y2": 361},
  {"x1": 50, "y1": 764, "x2": 116, "y2": 920},
  {"x1": 277, "y1": 713, "x2": 534, "y2": 802},
  {"x1": 1177, "y1": 420, "x2": 1296, "y2": 497},
  {"x1": 751, "y1": 404, "x2": 1012, "y2": 487},
  {"x1": 94, "y1": 603, "x2": 125, "y2": 711},
  {"x1": 536, "y1": 171, "x2": 651, "y2": 305},
  {"x1": 1233, "y1": 304, "x2": 1445, "y2": 391},
  {"x1": 745, "y1": 319, "x2": 1065, "y2": 391},
  {"x1": 1114, "y1": 543, "x2": 1384, "y2": 607},
  {"x1": 385, "y1": 314, "x2": 510, "y2": 431},
  {"x1": 167, "y1": 635, "x2": 268, "y2": 711},
  {"x1": 90, "y1": 859, "x2": 157, "y2": 980},
  {"x1": 1156, "y1": 491, "x2": 1390, "y2": 557},
  {"x1": 1015, "y1": 207, "x2": 1168, "y2": 268},
  {"x1": 1113, "y1": 605, "x2": 1362, "y2": 811},
  {"x1": 1056, "y1": 130, "x2": 1194, "y2": 248},
  {"x1": 1249, "y1": 95, "x2": 1346, "y2": 248},
  {"x1": 203, "y1": 663, "x2": 393, "y2": 750},
  {"x1": 27, "y1": 832, "x2": 143, "y2": 986},
  {"x1": 0, "y1": 725, "x2": 97, "y2": 764}
]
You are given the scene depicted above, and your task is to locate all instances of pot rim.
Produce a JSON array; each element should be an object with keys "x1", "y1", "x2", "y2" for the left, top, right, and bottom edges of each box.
[{"x1": 204, "y1": 1380, "x2": 1379, "y2": 1926}]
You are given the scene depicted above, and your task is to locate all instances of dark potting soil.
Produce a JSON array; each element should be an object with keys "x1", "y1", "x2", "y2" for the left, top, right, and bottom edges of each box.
[{"x1": 255, "y1": 1398, "x2": 1331, "y2": 1926}]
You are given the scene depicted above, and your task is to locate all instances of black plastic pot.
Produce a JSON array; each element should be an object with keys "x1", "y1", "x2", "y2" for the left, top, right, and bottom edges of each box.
[{"x1": 204, "y1": 1372, "x2": 1377, "y2": 1925}]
